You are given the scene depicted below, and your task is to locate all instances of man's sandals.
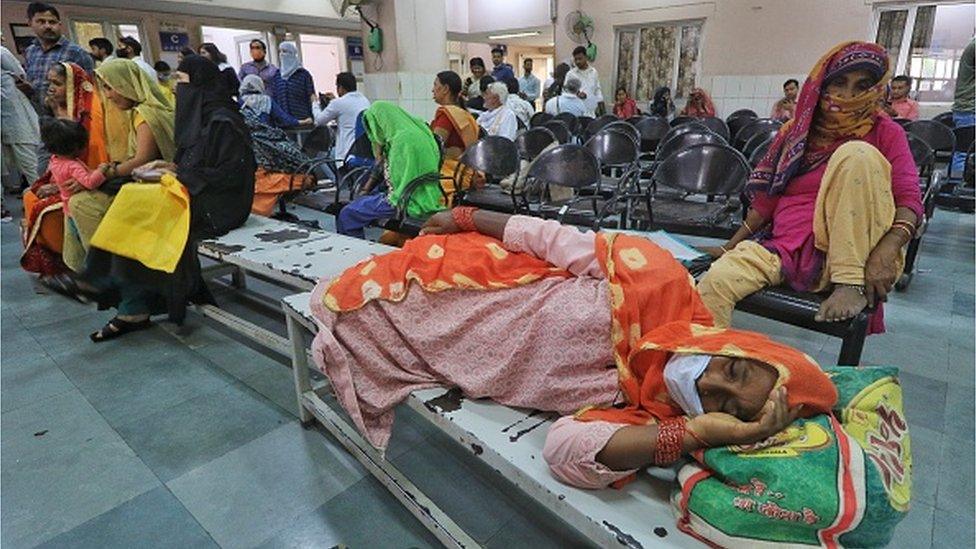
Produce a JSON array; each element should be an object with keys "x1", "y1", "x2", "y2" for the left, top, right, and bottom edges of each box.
[{"x1": 89, "y1": 318, "x2": 152, "y2": 343}]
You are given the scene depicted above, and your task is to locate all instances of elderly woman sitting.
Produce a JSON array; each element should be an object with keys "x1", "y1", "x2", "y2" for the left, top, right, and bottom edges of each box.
[
  {"x1": 476, "y1": 81, "x2": 518, "y2": 140},
  {"x1": 697, "y1": 41, "x2": 922, "y2": 332},
  {"x1": 309, "y1": 208, "x2": 837, "y2": 488}
]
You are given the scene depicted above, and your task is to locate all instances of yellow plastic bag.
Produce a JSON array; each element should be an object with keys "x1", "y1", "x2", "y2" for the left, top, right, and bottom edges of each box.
[{"x1": 90, "y1": 173, "x2": 190, "y2": 273}]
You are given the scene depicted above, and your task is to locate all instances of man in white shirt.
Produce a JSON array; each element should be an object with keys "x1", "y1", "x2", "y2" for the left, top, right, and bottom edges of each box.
[
  {"x1": 312, "y1": 72, "x2": 370, "y2": 161},
  {"x1": 477, "y1": 82, "x2": 518, "y2": 141},
  {"x1": 544, "y1": 77, "x2": 586, "y2": 116},
  {"x1": 566, "y1": 46, "x2": 604, "y2": 117},
  {"x1": 116, "y1": 36, "x2": 157, "y2": 81},
  {"x1": 517, "y1": 58, "x2": 540, "y2": 104},
  {"x1": 504, "y1": 78, "x2": 533, "y2": 128}
]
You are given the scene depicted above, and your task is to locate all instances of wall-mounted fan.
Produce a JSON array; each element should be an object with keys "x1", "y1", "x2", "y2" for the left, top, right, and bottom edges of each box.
[
  {"x1": 329, "y1": 0, "x2": 382, "y2": 53},
  {"x1": 564, "y1": 10, "x2": 596, "y2": 61}
]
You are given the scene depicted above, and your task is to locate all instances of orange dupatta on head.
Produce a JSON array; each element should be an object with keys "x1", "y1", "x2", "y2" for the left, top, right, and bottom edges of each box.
[
  {"x1": 577, "y1": 232, "x2": 837, "y2": 426},
  {"x1": 61, "y1": 62, "x2": 109, "y2": 168}
]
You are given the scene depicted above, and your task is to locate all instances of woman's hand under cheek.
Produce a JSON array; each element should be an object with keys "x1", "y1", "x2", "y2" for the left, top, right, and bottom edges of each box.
[{"x1": 686, "y1": 387, "x2": 802, "y2": 447}]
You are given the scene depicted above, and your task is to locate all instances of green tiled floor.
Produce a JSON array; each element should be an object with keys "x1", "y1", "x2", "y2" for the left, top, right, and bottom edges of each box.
[{"x1": 1, "y1": 201, "x2": 973, "y2": 548}]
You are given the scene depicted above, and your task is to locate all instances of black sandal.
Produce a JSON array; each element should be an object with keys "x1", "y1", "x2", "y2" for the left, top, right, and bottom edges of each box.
[{"x1": 89, "y1": 317, "x2": 151, "y2": 343}]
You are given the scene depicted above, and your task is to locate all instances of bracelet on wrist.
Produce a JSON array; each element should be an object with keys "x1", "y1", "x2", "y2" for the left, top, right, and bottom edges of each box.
[
  {"x1": 654, "y1": 417, "x2": 686, "y2": 466},
  {"x1": 452, "y1": 206, "x2": 478, "y2": 232}
]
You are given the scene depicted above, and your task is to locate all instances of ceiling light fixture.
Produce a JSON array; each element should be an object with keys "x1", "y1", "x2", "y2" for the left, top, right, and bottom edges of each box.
[{"x1": 488, "y1": 31, "x2": 541, "y2": 39}]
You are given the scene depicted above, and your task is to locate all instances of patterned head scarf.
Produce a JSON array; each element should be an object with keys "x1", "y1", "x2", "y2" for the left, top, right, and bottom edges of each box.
[
  {"x1": 95, "y1": 58, "x2": 176, "y2": 161},
  {"x1": 746, "y1": 41, "x2": 891, "y2": 198},
  {"x1": 60, "y1": 62, "x2": 108, "y2": 166},
  {"x1": 682, "y1": 88, "x2": 715, "y2": 118}
]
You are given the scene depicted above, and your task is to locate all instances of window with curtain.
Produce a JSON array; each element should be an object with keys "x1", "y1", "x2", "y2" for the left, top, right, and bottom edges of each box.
[
  {"x1": 614, "y1": 20, "x2": 703, "y2": 103},
  {"x1": 875, "y1": 3, "x2": 975, "y2": 103}
]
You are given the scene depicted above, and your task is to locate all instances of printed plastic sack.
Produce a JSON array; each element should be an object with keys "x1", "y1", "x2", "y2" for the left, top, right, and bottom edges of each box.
[{"x1": 673, "y1": 366, "x2": 911, "y2": 548}]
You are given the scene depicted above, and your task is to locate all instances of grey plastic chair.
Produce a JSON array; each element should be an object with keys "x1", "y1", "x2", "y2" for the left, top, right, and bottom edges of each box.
[
  {"x1": 554, "y1": 112, "x2": 579, "y2": 134},
  {"x1": 585, "y1": 130, "x2": 639, "y2": 169},
  {"x1": 933, "y1": 111, "x2": 954, "y2": 129},
  {"x1": 515, "y1": 127, "x2": 557, "y2": 160},
  {"x1": 728, "y1": 109, "x2": 758, "y2": 120},
  {"x1": 528, "y1": 143, "x2": 602, "y2": 189},
  {"x1": 726, "y1": 112, "x2": 759, "y2": 144},
  {"x1": 732, "y1": 118, "x2": 783, "y2": 151},
  {"x1": 656, "y1": 129, "x2": 726, "y2": 163},
  {"x1": 742, "y1": 128, "x2": 780, "y2": 160},
  {"x1": 455, "y1": 136, "x2": 522, "y2": 213},
  {"x1": 670, "y1": 115, "x2": 697, "y2": 127},
  {"x1": 585, "y1": 114, "x2": 617, "y2": 139},
  {"x1": 654, "y1": 142, "x2": 751, "y2": 196},
  {"x1": 543, "y1": 120, "x2": 572, "y2": 144},
  {"x1": 633, "y1": 116, "x2": 670, "y2": 154},
  {"x1": 699, "y1": 116, "x2": 731, "y2": 141},
  {"x1": 529, "y1": 111, "x2": 554, "y2": 127},
  {"x1": 661, "y1": 122, "x2": 711, "y2": 147},
  {"x1": 598, "y1": 121, "x2": 641, "y2": 147}
]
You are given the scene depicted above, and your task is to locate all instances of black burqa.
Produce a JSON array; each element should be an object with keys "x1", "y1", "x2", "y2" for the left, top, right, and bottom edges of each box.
[
  {"x1": 650, "y1": 87, "x2": 675, "y2": 118},
  {"x1": 86, "y1": 55, "x2": 256, "y2": 324}
]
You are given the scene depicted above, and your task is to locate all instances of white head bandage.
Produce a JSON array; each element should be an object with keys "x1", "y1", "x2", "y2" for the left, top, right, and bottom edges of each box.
[{"x1": 663, "y1": 354, "x2": 711, "y2": 416}]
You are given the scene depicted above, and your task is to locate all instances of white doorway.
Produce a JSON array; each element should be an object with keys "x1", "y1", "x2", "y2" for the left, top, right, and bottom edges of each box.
[
  {"x1": 201, "y1": 26, "x2": 269, "y2": 72},
  {"x1": 297, "y1": 34, "x2": 347, "y2": 95}
]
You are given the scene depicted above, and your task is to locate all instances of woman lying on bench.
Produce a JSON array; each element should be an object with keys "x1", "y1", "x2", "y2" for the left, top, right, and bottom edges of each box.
[
  {"x1": 697, "y1": 41, "x2": 923, "y2": 333},
  {"x1": 309, "y1": 208, "x2": 838, "y2": 489}
]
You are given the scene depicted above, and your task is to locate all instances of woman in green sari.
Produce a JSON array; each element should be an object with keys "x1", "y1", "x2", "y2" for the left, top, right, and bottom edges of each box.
[
  {"x1": 62, "y1": 58, "x2": 176, "y2": 273},
  {"x1": 336, "y1": 101, "x2": 443, "y2": 238}
]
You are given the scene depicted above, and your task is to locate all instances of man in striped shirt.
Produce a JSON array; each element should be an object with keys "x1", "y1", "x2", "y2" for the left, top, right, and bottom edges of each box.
[{"x1": 22, "y1": 2, "x2": 94, "y2": 112}]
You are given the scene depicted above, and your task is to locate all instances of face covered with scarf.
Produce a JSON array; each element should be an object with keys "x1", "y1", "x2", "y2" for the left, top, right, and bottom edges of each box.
[
  {"x1": 278, "y1": 41, "x2": 302, "y2": 80},
  {"x1": 174, "y1": 55, "x2": 237, "y2": 150},
  {"x1": 747, "y1": 41, "x2": 891, "y2": 198}
]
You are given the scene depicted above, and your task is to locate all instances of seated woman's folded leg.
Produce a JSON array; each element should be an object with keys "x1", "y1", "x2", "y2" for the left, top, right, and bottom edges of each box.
[
  {"x1": 697, "y1": 241, "x2": 784, "y2": 328},
  {"x1": 813, "y1": 141, "x2": 902, "y2": 321}
]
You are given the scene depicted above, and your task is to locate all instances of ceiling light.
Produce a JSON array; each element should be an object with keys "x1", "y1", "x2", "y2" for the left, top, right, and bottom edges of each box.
[{"x1": 488, "y1": 31, "x2": 541, "y2": 40}]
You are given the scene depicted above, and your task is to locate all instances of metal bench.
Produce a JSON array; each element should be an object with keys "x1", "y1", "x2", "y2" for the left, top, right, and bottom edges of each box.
[
  {"x1": 195, "y1": 216, "x2": 393, "y2": 354},
  {"x1": 282, "y1": 292, "x2": 701, "y2": 549}
]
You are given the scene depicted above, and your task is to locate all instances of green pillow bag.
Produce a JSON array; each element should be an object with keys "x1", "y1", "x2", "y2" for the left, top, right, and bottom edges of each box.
[{"x1": 672, "y1": 366, "x2": 912, "y2": 548}]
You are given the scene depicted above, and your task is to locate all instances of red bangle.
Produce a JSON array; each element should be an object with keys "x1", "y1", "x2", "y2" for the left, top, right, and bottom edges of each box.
[
  {"x1": 452, "y1": 206, "x2": 478, "y2": 232},
  {"x1": 654, "y1": 417, "x2": 686, "y2": 466}
]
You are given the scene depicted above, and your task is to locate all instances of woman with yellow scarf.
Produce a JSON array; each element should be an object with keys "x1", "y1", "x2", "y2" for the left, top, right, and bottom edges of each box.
[
  {"x1": 697, "y1": 41, "x2": 923, "y2": 335},
  {"x1": 61, "y1": 58, "x2": 175, "y2": 274}
]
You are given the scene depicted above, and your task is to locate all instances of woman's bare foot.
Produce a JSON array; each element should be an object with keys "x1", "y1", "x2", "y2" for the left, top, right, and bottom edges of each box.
[{"x1": 815, "y1": 285, "x2": 867, "y2": 322}]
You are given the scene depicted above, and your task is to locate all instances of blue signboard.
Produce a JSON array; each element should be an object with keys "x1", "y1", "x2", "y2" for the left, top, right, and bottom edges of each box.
[
  {"x1": 346, "y1": 36, "x2": 364, "y2": 60},
  {"x1": 159, "y1": 31, "x2": 189, "y2": 52}
]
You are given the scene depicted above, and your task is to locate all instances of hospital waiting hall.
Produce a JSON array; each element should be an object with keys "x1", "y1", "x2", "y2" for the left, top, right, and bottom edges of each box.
[{"x1": 1, "y1": 0, "x2": 974, "y2": 546}]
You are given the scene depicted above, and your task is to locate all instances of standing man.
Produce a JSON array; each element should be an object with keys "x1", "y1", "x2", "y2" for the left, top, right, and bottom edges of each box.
[
  {"x1": 239, "y1": 39, "x2": 280, "y2": 94},
  {"x1": 312, "y1": 72, "x2": 370, "y2": 162},
  {"x1": 490, "y1": 47, "x2": 515, "y2": 83},
  {"x1": 518, "y1": 58, "x2": 541, "y2": 106},
  {"x1": 1, "y1": 45, "x2": 40, "y2": 192},
  {"x1": 88, "y1": 37, "x2": 114, "y2": 66},
  {"x1": 566, "y1": 46, "x2": 604, "y2": 117},
  {"x1": 23, "y1": 2, "x2": 94, "y2": 111},
  {"x1": 116, "y1": 36, "x2": 157, "y2": 80}
]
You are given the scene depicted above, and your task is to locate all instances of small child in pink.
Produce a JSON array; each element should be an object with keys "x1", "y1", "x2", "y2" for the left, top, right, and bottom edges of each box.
[{"x1": 40, "y1": 118, "x2": 109, "y2": 217}]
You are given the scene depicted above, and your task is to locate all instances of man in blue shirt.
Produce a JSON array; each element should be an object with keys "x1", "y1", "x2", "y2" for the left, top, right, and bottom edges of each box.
[
  {"x1": 23, "y1": 2, "x2": 94, "y2": 112},
  {"x1": 517, "y1": 58, "x2": 541, "y2": 105},
  {"x1": 490, "y1": 47, "x2": 515, "y2": 83}
]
